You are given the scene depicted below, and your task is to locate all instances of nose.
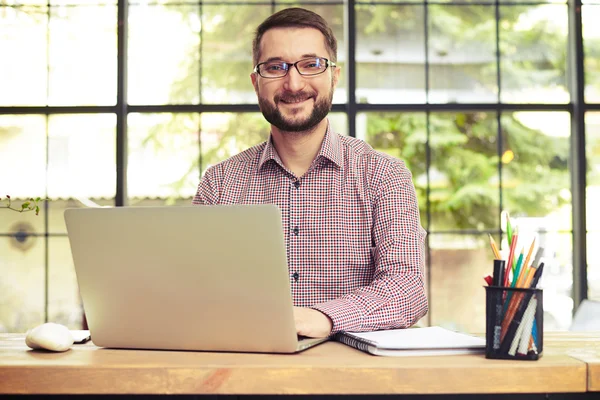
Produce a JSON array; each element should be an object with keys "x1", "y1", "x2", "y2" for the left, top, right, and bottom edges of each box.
[{"x1": 283, "y1": 65, "x2": 306, "y2": 93}]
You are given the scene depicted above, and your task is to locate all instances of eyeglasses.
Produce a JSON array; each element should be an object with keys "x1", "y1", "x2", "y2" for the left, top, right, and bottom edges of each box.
[{"x1": 254, "y1": 57, "x2": 336, "y2": 79}]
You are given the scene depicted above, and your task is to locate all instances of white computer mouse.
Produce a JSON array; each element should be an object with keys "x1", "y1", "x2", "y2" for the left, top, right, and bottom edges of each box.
[{"x1": 25, "y1": 322, "x2": 74, "y2": 352}]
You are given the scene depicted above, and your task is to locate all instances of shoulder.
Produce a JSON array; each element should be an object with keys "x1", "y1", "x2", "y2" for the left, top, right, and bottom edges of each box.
[{"x1": 338, "y1": 135, "x2": 412, "y2": 184}]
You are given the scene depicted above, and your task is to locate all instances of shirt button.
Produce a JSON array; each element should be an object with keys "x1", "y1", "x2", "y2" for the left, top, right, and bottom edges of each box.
[
  {"x1": 292, "y1": 226, "x2": 299, "y2": 236},
  {"x1": 293, "y1": 181, "x2": 300, "y2": 189},
  {"x1": 292, "y1": 272, "x2": 299, "y2": 282}
]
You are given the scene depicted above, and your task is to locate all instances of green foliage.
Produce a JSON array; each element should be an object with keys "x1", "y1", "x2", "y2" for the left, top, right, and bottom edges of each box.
[
  {"x1": 1, "y1": 195, "x2": 46, "y2": 215},
  {"x1": 144, "y1": 4, "x2": 573, "y2": 232}
]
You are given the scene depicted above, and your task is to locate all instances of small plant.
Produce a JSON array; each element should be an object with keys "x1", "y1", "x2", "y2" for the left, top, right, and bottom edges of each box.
[{"x1": 2, "y1": 195, "x2": 47, "y2": 216}]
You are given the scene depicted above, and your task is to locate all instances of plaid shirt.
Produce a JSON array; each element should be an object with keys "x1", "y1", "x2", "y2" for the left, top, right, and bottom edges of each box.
[{"x1": 193, "y1": 123, "x2": 428, "y2": 333}]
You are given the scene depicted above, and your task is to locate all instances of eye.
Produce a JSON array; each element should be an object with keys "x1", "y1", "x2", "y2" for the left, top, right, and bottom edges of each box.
[
  {"x1": 301, "y1": 59, "x2": 323, "y2": 69},
  {"x1": 265, "y1": 63, "x2": 286, "y2": 71}
]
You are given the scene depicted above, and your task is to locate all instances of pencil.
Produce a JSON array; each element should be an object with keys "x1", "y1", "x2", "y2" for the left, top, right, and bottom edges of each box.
[
  {"x1": 522, "y1": 238, "x2": 536, "y2": 273},
  {"x1": 506, "y1": 212, "x2": 513, "y2": 247},
  {"x1": 488, "y1": 234, "x2": 501, "y2": 259}
]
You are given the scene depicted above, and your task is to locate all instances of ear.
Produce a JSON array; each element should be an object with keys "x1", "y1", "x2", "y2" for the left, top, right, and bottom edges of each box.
[
  {"x1": 332, "y1": 65, "x2": 341, "y2": 88},
  {"x1": 250, "y1": 72, "x2": 259, "y2": 95}
]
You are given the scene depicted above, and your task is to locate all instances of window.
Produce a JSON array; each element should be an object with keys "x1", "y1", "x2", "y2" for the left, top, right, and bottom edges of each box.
[{"x1": 0, "y1": 0, "x2": 592, "y2": 334}]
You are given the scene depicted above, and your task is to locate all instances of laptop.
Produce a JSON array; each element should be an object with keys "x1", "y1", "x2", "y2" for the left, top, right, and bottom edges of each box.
[{"x1": 64, "y1": 204, "x2": 328, "y2": 353}]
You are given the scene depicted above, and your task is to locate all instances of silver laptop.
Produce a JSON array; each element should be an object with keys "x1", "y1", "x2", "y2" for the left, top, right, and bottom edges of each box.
[{"x1": 64, "y1": 204, "x2": 328, "y2": 353}]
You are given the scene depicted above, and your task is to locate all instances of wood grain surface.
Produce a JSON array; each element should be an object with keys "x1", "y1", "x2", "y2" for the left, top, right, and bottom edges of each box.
[{"x1": 0, "y1": 333, "x2": 592, "y2": 395}]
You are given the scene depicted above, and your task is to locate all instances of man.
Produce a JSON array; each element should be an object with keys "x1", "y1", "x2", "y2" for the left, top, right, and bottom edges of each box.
[{"x1": 193, "y1": 7, "x2": 428, "y2": 338}]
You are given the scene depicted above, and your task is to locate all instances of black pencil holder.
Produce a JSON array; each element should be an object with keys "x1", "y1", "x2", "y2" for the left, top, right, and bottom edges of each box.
[{"x1": 485, "y1": 286, "x2": 543, "y2": 360}]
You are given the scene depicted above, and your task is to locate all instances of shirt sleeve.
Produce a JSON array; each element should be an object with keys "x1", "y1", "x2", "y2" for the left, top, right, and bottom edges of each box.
[
  {"x1": 310, "y1": 160, "x2": 428, "y2": 333},
  {"x1": 192, "y1": 165, "x2": 220, "y2": 205}
]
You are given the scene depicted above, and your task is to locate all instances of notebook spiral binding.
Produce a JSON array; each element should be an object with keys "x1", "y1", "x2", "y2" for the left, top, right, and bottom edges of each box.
[{"x1": 334, "y1": 332, "x2": 376, "y2": 352}]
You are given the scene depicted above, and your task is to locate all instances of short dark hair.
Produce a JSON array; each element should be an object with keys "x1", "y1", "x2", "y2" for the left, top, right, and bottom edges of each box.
[{"x1": 252, "y1": 7, "x2": 338, "y2": 66}]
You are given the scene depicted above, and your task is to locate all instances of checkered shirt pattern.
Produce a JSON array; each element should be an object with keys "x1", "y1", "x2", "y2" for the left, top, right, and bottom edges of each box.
[{"x1": 192, "y1": 122, "x2": 428, "y2": 333}]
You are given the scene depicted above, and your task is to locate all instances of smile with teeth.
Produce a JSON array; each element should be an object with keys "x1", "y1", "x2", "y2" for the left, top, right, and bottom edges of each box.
[{"x1": 280, "y1": 97, "x2": 312, "y2": 105}]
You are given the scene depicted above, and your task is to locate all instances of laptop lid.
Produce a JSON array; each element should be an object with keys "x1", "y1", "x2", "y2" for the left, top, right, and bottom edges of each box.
[{"x1": 64, "y1": 204, "x2": 305, "y2": 353}]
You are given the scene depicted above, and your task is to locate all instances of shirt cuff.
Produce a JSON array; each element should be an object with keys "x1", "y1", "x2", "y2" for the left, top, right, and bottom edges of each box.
[{"x1": 311, "y1": 298, "x2": 364, "y2": 334}]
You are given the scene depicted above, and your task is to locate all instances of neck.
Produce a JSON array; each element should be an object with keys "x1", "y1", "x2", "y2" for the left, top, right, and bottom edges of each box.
[{"x1": 270, "y1": 118, "x2": 328, "y2": 178}]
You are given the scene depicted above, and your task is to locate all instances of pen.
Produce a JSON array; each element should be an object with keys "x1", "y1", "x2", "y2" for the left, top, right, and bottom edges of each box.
[{"x1": 499, "y1": 263, "x2": 545, "y2": 353}]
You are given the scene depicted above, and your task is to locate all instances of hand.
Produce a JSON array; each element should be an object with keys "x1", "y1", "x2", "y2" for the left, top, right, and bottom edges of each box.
[{"x1": 293, "y1": 307, "x2": 333, "y2": 338}]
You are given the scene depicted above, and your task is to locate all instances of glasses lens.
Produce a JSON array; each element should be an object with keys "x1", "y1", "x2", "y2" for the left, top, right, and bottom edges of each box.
[
  {"x1": 297, "y1": 57, "x2": 328, "y2": 75},
  {"x1": 260, "y1": 61, "x2": 288, "y2": 78}
]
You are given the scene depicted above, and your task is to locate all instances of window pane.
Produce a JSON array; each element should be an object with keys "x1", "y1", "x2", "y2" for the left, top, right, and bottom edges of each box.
[
  {"x1": 356, "y1": 5, "x2": 425, "y2": 104},
  {"x1": 428, "y1": 5, "x2": 497, "y2": 103},
  {"x1": 496, "y1": 228, "x2": 574, "y2": 330},
  {"x1": 430, "y1": 112, "x2": 499, "y2": 231},
  {"x1": 0, "y1": 115, "x2": 47, "y2": 206},
  {"x1": 0, "y1": 236, "x2": 45, "y2": 333},
  {"x1": 587, "y1": 112, "x2": 600, "y2": 300},
  {"x1": 128, "y1": 113, "x2": 200, "y2": 200},
  {"x1": 500, "y1": 5, "x2": 568, "y2": 104},
  {"x1": 47, "y1": 114, "x2": 116, "y2": 198},
  {"x1": 429, "y1": 234, "x2": 488, "y2": 333},
  {"x1": 328, "y1": 113, "x2": 348, "y2": 136},
  {"x1": 128, "y1": 5, "x2": 200, "y2": 105},
  {"x1": 500, "y1": 111, "x2": 571, "y2": 231},
  {"x1": 201, "y1": 113, "x2": 270, "y2": 173},
  {"x1": 48, "y1": 5, "x2": 117, "y2": 106},
  {"x1": 584, "y1": 5, "x2": 600, "y2": 103},
  {"x1": 589, "y1": 232, "x2": 600, "y2": 301},
  {"x1": 0, "y1": 5, "x2": 48, "y2": 106},
  {"x1": 358, "y1": 112, "x2": 427, "y2": 228},
  {"x1": 274, "y1": 4, "x2": 346, "y2": 104},
  {"x1": 202, "y1": 5, "x2": 271, "y2": 104},
  {"x1": 48, "y1": 236, "x2": 83, "y2": 330}
]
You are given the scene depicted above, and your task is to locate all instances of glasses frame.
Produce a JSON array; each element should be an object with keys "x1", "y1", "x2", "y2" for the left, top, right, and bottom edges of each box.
[{"x1": 253, "y1": 57, "x2": 336, "y2": 79}]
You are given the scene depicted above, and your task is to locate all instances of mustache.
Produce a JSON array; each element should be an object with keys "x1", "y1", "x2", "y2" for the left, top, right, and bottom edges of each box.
[{"x1": 275, "y1": 91, "x2": 316, "y2": 103}]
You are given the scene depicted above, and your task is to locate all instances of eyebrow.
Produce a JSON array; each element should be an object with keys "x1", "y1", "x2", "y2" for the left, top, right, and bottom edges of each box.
[{"x1": 261, "y1": 53, "x2": 320, "y2": 63}]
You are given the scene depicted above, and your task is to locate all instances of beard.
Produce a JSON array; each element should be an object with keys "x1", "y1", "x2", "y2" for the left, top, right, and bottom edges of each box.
[{"x1": 257, "y1": 85, "x2": 334, "y2": 133}]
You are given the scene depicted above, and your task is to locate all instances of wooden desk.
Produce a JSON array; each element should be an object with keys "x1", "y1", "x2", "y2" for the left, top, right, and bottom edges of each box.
[
  {"x1": 0, "y1": 333, "x2": 590, "y2": 396},
  {"x1": 543, "y1": 331, "x2": 600, "y2": 392}
]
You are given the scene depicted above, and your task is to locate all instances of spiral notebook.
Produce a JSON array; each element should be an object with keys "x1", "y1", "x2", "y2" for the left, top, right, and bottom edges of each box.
[{"x1": 334, "y1": 326, "x2": 485, "y2": 357}]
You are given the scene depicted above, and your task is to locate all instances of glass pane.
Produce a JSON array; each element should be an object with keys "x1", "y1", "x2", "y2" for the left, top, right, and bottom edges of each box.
[
  {"x1": 428, "y1": 5, "x2": 497, "y2": 103},
  {"x1": 128, "y1": 4, "x2": 200, "y2": 105},
  {"x1": 52, "y1": 0, "x2": 116, "y2": 4},
  {"x1": 274, "y1": 4, "x2": 346, "y2": 104},
  {"x1": 48, "y1": 236, "x2": 84, "y2": 329},
  {"x1": 47, "y1": 114, "x2": 116, "y2": 198},
  {"x1": 429, "y1": 112, "x2": 499, "y2": 231},
  {"x1": 202, "y1": 5, "x2": 271, "y2": 104},
  {"x1": 584, "y1": 5, "x2": 600, "y2": 103},
  {"x1": 49, "y1": 198, "x2": 114, "y2": 235},
  {"x1": 429, "y1": 234, "x2": 489, "y2": 333},
  {"x1": 534, "y1": 232, "x2": 573, "y2": 330},
  {"x1": 0, "y1": 236, "x2": 45, "y2": 333},
  {"x1": 587, "y1": 112, "x2": 600, "y2": 300},
  {"x1": 0, "y1": 116, "x2": 47, "y2": 220},
  {"x1": 589, "y1": 232, "x2": 600, "y2": 301},
  {"x1": 356, "y1": 5, "x2": 425, "y2": 104},
  {"x1": 201, "y1": 113, "x2": 270, "y2": 173},
  {"x1": 0, "y1": 5, "x2": 48, "y2": 106},
  {"x1": 128, "y1": 113, "x2": 200, "y2": 200},
  {"x1": 494, "y1": 228, "x2": 574, "y2": 330},
  {"x1": 499, "y1": 5, "x2": 569, "y2": 104},
  {"x1": 501, "y1": 111, "x2": 571, "y2": 231},
  {"x1": 358, "y1": 112, "x2": 427, "y2": 228},
  {"x1": 48, "y1": 5, "x2": 117, "y2": 106},
  {"x1": 328, "y1": 113, "x2": 348, "y2": 136}
]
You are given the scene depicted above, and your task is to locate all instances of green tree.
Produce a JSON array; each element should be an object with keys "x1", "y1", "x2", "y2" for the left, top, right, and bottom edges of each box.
[{"x1": 146, "y1": 3, "x2": 571, "y2": 231}]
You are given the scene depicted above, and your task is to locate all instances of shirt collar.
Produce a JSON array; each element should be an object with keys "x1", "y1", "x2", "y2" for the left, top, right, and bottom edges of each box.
[{"x1": 258, "y1": 120, "x2": 344, "y2": 171}]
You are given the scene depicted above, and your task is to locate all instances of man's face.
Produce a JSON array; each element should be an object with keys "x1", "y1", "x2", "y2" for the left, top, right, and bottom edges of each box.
[{"x1": 251, "y1": 27, "x2": 340, "y2": 133}]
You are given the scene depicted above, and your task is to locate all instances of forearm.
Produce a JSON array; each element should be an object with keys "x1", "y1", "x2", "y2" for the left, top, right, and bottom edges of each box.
[{"x1": 311, "y1": 271, "x2": 428, "y2": 333}]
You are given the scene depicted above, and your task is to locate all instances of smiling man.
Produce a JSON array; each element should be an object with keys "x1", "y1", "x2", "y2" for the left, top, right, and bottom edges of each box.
[{"x1": 193, "y1": 8, "x2": 428, "y2": 338}]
